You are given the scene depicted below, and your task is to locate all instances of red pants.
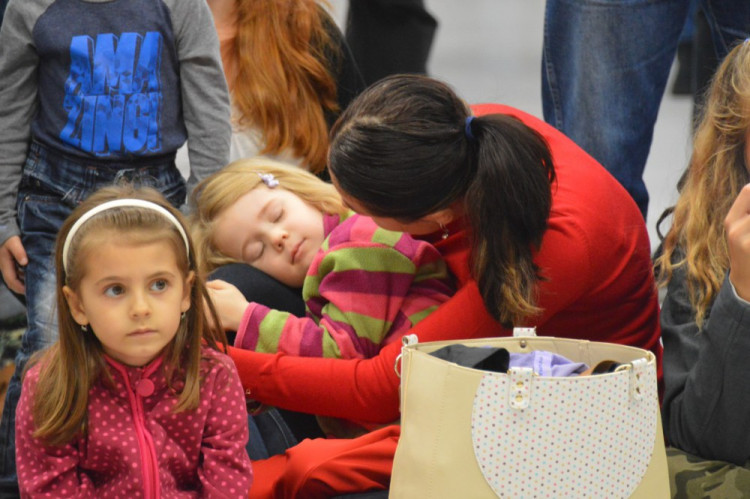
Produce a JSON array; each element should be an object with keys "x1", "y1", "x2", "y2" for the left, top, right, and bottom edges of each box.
[{"x1": 249, "y1": 425, "x2": 400, "y2": 498}]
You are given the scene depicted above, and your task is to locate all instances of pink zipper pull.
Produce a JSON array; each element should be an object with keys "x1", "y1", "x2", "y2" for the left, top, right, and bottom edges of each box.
[{"x1": 136, "y1": 378, "x2": 155, "y2": 397}]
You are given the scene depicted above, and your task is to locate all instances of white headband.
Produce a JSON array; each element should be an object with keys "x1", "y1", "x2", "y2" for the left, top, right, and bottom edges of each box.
[{"x1": 62, "y1": 199, "x2": 190, "y2": 273}]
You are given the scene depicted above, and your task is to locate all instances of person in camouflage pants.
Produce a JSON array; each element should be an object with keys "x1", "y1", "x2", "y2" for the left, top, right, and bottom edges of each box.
[{"x1": 668, "y1": 447, "x2": 750, "y2": 498}]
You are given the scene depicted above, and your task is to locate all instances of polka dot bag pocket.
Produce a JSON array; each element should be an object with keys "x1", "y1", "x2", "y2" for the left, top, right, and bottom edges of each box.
[{"x1": 390, "y1": 330, "x2": 669, "y2": 498}]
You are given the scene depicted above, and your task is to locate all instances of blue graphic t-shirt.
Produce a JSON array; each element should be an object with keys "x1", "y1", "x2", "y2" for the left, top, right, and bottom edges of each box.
[
  {"x1": 33, "y1": 0, "x2": 181, "y2": 159},
  {"x1": 60, "y1": 30, "x2": 166, "y2": 155},
  {"x1": 0, "y1": 0, "x2": 231, "y2": 242}
]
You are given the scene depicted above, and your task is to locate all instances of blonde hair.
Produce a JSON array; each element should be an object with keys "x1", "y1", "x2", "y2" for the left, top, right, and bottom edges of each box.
[
  {"x1": 229, "y1": 0, "x2": 339, "y2": 173},
  {"x1": 191, "y1": 158, "x2": 347, "y2": 273},
  {"x1": 656, "y1": 40, "x2": 750, "y2": 326},
  {"x1": 30, "y1": 185, "x2": 225, "y2": 446}
]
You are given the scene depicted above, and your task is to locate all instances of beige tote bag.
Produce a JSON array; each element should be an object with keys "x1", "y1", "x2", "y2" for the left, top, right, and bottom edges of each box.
[{"x1": 390, "y1": 330, "x2": 669, "y2": 498}]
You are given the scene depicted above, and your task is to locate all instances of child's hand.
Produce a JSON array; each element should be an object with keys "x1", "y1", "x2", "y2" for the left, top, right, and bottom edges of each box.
[
  {"x1": 205, "y1": 280, "x2": 250, "y2": 332},
  {"x1": 725, "y1": 184, "x2": 750, "y2": 301},
  {"x1": 0, "y1": 236, "x2": 28, "y2": 294}
]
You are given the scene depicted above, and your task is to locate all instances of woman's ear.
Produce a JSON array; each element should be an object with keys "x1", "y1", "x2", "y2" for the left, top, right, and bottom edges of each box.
[
  {"x1": 420, "y1": 201, "x2": 463, "y2": 226},
  {"x1": 62, "y1": 285, "x2": 88, "y2": 327},
  {"x1": 420, "y1": 210, "x2": 453, "y2": 226}
]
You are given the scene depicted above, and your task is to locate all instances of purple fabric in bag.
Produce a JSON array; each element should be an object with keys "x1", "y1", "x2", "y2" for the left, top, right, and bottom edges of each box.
[{"x1": 509, "y1": 351, "x2": 588, "y2": 377}]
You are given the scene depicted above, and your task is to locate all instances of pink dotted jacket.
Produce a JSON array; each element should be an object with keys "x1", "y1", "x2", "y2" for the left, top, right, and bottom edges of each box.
[{"x1": 15, "y1": 347, "x2": 252, "y2": 498}]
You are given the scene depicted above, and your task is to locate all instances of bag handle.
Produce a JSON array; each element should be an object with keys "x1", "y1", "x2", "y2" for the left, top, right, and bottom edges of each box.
[
  {"x1": 513, "y1": 327, "x2": 537, "y2": 337},
  {"x1": 394, "y1": 334, "x2": 419, "y2": 378}
]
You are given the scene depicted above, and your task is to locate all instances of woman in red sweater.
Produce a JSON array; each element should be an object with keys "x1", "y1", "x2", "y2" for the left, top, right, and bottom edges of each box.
[{"x1": 234, "y1": 75, "x2": 662, "y2": 497}]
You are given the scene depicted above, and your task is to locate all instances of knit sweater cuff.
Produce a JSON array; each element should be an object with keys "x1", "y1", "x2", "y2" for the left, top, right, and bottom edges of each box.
[{"x1": 233, "y1": 302, "x2": 260, "y2": 350}]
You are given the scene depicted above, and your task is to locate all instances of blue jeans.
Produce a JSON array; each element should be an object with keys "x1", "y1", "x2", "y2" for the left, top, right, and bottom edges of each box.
[
  {"x1": 542, "y1": 0, "x2": 750, "y2": 218},
  {"x1": 0, "y1": 141, "x2": 185, "y2": 496},
  {"x1": 246, "y1": 409, "x2": 300, "y2": 460}
]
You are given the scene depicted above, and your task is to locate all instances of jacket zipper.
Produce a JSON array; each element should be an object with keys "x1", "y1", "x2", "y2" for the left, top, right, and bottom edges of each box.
[{"x1": 109, "y1": 359, "x2": 161, "y2": 499}]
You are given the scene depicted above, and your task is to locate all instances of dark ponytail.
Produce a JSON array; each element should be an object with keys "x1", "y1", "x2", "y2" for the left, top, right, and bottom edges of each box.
[
  {"x1": 329, "y1": 75, "x2": 472, "y2": 220},
  {"x1": 329, "y1": 74, "x2": 556, "y2": 326},
  {"x1": 465, "y1": 114, "x2": 555, "y2": 325}
]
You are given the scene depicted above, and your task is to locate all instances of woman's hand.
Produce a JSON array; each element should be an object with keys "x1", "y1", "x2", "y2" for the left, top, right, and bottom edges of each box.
[
  {"x1": 725, "y1": 184, "x2": 750, "y2": 301},
  {"x1": 205, "y1": 279, "x2": 250, "y2": 331}
]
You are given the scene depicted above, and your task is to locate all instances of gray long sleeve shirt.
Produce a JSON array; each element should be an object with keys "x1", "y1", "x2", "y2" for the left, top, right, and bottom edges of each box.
[
  {"x1": 662, "y1": 258, "x2": 750, "y2": 465},
  {"x1": 0, "y1": 0, "x2": 231, "y2": 244}
]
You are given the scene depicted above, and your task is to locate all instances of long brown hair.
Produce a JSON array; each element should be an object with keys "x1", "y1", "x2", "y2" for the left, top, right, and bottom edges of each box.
[
  {"x1": 191, "y1": 158, "x2": 347, "y2": 274},
  {"x1": 30, "y1": 185, "x2": 225, "y2": 446},
  {"x1": 656, "y1": 41, "x2": 750, "y2": 327},
  {"x1": 228, "y1": 0, "x2": 339, "y2": 173},
  {"x1": 329, "y1": 75, "x2": 556, "y2": 326}
]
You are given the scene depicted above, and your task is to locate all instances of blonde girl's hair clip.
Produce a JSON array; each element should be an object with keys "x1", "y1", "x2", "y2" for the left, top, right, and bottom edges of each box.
[{"x1": 258, "y1": 172, "x2": 279, "y2": 188}]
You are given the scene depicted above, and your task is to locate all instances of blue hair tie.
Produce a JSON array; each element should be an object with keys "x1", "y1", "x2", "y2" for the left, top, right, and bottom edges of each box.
[{"x1": 464, "y1": 116, "x2": 476, "y2": 141}]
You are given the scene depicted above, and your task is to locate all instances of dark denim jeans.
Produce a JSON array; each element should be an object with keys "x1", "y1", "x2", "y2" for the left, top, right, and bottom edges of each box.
[
  {"x1": 0, "y1": 141, "x2": 185, "y2": 496},
  {"x1": 247, "y1": 410, "x2": 299, "y2": 461},
  {"x1": 542, "y1": 0, "x2": 750, "y2": 218}
]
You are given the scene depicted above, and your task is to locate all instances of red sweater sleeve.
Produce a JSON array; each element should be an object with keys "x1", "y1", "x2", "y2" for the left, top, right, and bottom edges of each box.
[{"x1": 230, "y1": 279, "x2": 499, "y2": 423}]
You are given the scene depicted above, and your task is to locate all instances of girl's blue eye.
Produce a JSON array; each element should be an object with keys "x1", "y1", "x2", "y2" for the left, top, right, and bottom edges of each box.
[
  {"x1": 104, "y1": 285, "x2": 124, "y2": 297},
  {"x1": 151, "y1": 279, "x2": 168, "y2": 292}
]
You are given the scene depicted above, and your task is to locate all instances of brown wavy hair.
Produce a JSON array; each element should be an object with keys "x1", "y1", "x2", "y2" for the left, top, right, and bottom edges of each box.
[
  {"x1": 656, "y1": 41, "x2": 750, "y2": 326},
  {"x1": 29, "y1": 185, "x2": 225, "y2": 446},
  {"x1": 228, "y1": 0, "x2": 339, "y2": 173}
]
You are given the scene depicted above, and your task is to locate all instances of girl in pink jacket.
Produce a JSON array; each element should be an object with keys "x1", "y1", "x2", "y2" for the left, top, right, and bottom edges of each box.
[{"x1": 14, "y1": 186, "x2": 252, "y2": 498}]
